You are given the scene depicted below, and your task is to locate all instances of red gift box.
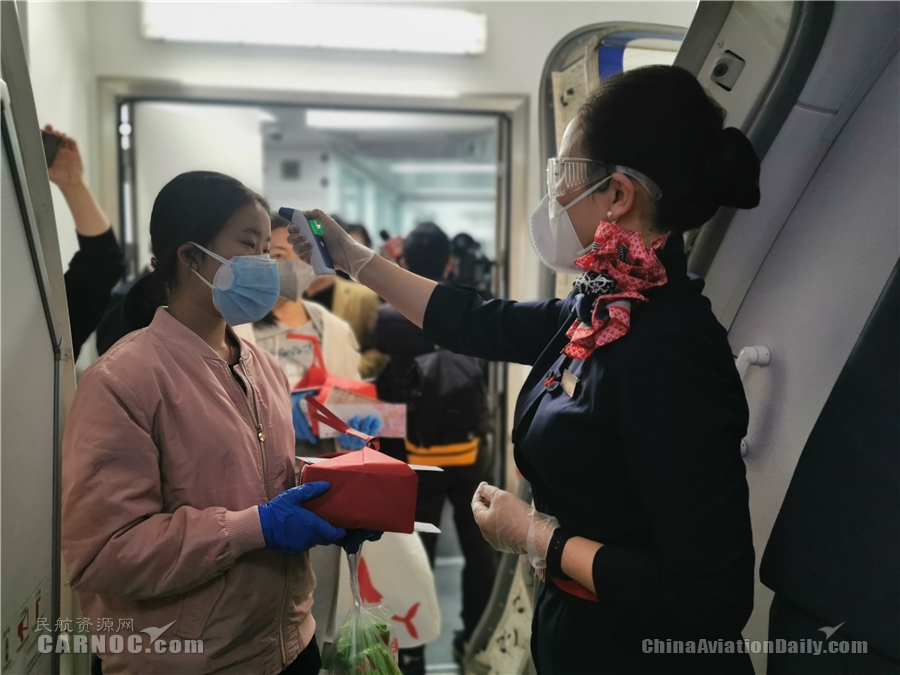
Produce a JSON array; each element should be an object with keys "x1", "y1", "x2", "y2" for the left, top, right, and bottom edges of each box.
[{"x1": 299, "y1": 448, "x2": 418, "y2": 534}]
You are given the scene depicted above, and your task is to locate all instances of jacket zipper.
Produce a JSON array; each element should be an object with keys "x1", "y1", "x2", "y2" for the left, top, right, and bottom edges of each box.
[
  {"x1": 237, "y1": 361, "x2": 289, "y2": 668},
  {"x1": 235, "y1": 362, "x2": 270, "y2": 500}
]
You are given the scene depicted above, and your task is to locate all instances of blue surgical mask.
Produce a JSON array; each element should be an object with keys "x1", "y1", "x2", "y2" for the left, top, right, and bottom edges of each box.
[{"x1": 190, "y1": 242, "x2": 280, "y2": 326}]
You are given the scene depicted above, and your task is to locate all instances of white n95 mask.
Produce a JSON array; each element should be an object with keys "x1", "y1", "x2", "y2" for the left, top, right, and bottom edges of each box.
[
  {"x1": 277, "y1": 258, "x2": 316, "y2": 302},
  {"x1": 529, "y1": 178, "x2": 609, "y2": 274}
]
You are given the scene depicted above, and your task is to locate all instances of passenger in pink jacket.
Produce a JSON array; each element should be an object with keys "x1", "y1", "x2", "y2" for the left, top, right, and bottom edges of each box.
[{"x1": 62, "y1": 172, "x2": 373, "y2": 675}]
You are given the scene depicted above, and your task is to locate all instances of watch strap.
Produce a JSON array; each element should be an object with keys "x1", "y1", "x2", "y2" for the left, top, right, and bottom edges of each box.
[{"x1": 546, "y1": 527, "x2": 572, "y2": 581}]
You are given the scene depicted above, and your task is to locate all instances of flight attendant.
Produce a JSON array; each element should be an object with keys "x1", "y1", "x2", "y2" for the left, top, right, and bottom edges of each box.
[{"x1": 292, "y1": 66, "x2": 761, "y2": 674}]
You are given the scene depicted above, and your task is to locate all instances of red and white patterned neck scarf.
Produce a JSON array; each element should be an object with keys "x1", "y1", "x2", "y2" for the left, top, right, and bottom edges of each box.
[{"x1": 563, "y1": 222, "x2": 669, "y2": 360}]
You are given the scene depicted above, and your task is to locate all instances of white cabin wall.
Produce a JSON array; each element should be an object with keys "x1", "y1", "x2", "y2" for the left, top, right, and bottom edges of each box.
[
  {"x1": 26, "y1": 0, "x2": 95, "y2": 278},
  {"x1": 727, "y1": 55, "x2": 899, "y2": 675},
  {"x1": 132, "y1": 103, "x2": 265, "y2": 272},
  {"x1": 263, "y1": 146, "x2": 332, "y2": 216},
  {"x1": 26, "y1": 1, "x2": 103, "y2": 372}
]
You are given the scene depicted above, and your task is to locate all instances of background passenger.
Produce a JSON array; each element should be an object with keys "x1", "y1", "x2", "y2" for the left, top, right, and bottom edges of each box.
[
  {"x1": 300, "y1": 221, "x2": 387, "y2": 378},
  {"x1": 373, "y1": 221, "x2": 498, "y2": 668},
  {"x1": 44, "y1": 125, "x2": 126, "y2": 360},
  {"x1": 234, "y1": 214, "x2": 361, "y2": 387},
  {"x1": 341, "y1": 221, "x2": 373, "y2": 249},
  {"x1": 62, "y1": 171, "x2": 370, "y2": 675},
  {"x1": 448, "y1": 232, "x2": 493, "y2": 299}
]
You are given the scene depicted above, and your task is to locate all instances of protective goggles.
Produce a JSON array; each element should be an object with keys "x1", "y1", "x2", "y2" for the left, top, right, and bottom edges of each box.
[{"x1": 547, "y1": 158, "x2": 662, "y2": 202}]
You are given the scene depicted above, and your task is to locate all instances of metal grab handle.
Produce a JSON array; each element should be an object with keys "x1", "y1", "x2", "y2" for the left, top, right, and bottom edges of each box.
[
  {"x1": 736, "y1": 345, "x2": 771, "y2": 380},
  {"x1": 736, "y1": 346, "x2": 771, "y2": 457}
]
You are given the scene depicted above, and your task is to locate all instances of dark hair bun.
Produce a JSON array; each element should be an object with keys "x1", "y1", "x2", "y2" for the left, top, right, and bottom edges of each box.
[
  {"x1": 708, "y1": 127, "x2": 761, "y2": 209},
  {"x1": 579, "y1": 66, "x2": 763, "y2": 232}
]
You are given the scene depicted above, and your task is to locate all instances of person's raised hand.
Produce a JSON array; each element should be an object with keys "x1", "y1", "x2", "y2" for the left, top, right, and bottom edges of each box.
[
  {"x1": 44, "y1": 125, "x2": 84, "y2": 190},
  {"x1": 471, "y1": 482, "x2": 559, "y2": 569},
  {"x1": 286, "y1": 209, "x2": 375, "y2": 281}
]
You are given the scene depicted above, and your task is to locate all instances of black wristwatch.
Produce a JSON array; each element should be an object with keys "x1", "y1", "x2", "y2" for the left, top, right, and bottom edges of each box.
[{"x1": 546, "y1": 528, "x2": 572, "y2": 581}]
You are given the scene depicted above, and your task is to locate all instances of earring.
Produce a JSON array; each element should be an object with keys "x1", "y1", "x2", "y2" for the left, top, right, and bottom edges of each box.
[{"x1": 607, "y1": 211, "x2": 613, "y2": 219}]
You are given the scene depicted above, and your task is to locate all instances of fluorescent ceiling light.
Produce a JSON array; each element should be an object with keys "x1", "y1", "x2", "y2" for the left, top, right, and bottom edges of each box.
[
  {"x1": 391, "y1": 163, "x2": 497, "y2": 174},
  {"x1": 305, "y1": 110, "x2": 493, "y2": 131},
  {"x1": 142, "y1": 2, "x2": 487, "y2": 55}
]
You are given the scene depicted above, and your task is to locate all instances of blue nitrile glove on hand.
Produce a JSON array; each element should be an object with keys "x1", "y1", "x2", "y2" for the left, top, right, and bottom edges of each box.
[
  {"x1": 258, "y1": 482, "x2": 346, "y2": 555},
  {"x1": 291, "y1": 391, "x2": 317, "y2": 445},
  {"x1": 339, "y1": 530, "x2": 384, "y2": 555},
  {"x1": 338, "y1": 415, "x2": 381, "y2": 450}
]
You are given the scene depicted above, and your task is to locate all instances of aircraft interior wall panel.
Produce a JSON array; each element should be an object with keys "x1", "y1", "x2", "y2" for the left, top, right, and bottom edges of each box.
[
  {"x1": 1, "y1": 145, "x2": 55, "y2": 675},
  {"x1": 692, "y1": 1, "x2": 793, "y2": 129},
  {"x1": 796, "y1": 1, "x2": 900, "y2": 112},
  {"x1": 726, "y1": 54, "x2": 899, "y2": 674},
  {"x1": 704, "y1": 104, "x2": 834, "y2": 327}
]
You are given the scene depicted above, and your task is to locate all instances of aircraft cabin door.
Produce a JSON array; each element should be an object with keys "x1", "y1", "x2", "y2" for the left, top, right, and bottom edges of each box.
[{"x1": 1, "y1": 4, "x2": 79, "y2": 674}]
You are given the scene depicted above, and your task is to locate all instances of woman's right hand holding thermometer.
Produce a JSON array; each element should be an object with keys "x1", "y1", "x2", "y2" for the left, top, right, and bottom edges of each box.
[
  {"x1": 287, "y1": 209, "x2": 375, "y2": 280},
  {"x1": 288, "y1": 208, "x2": 437, "y2": 328}
]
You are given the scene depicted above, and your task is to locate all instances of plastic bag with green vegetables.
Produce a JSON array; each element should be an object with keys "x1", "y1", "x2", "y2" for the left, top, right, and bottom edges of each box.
[{"x1": 323, "y1": 549, "x2": 402, "y2": 675}]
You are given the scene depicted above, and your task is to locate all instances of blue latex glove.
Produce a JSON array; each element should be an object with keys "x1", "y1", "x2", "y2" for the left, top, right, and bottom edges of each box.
[
  {"x1": 258, "y1": 482, "x2": 346, "y2": 555},
  {"x1": 338, "y1": 415, "x2": 381, "y2": 450},
  {"x1": 291, "y1": 391, "x2": 317, "y2": 445},
  {"x1": 339, "y1": 529, "x2": 384, "y2": 555}
]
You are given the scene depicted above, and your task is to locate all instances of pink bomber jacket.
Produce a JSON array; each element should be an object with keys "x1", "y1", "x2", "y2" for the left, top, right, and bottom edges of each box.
[{"x1": 62, "y1": 308, "x2": 315, "y2": 674}]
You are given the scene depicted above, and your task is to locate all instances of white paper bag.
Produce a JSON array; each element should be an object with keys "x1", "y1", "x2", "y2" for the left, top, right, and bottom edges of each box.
[{"x1": 335, "y1": 533, "x2": 441, "y2": 649}]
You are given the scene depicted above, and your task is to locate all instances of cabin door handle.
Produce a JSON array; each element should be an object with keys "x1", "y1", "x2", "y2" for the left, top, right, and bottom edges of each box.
[{"x1": 736, "y1": 346, "x2": 770, "y2": 457}]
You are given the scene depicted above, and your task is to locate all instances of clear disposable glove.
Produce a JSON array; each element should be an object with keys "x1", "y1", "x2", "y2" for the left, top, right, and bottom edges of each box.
[
  {"x1": 278, "y1": 258, "x2": 317, "y2": 302},
  {"x1": 258, "y1": 481, "x2": 346, "y2": 555},
  {"x1": 338, "y1": 529, "x2": 383, "y2": 555},
  {"x1": 471, "y1": 482, "x2": 559, "y2": 569},
  {"x1": 291, "y1": 391, "x2": 318, "y2": 444},
  {"x1": 338, "y1": 415, "x2": 381, "y2": 450},
  {"x1": 288, "y1": 209, "x2": 375, "y2": 281}
]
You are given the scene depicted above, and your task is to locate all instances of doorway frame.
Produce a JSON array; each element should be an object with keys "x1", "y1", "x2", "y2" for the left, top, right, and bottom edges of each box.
[
  {"x1": 97, "y1": 77, "x2": 526, "y2": 300},
  {"x1": 95, "y1": 78, "x2": 528, "y2": 489}
]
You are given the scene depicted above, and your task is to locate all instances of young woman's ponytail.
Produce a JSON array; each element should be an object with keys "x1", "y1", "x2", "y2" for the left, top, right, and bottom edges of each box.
[{"x1": 123, "y1": 268, "x2": 167, "y2": 331}]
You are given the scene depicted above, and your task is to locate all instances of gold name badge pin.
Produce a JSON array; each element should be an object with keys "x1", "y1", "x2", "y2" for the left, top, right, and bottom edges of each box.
[{"x1": 561, "y1": 369, "x2": 579, "y2": 398}]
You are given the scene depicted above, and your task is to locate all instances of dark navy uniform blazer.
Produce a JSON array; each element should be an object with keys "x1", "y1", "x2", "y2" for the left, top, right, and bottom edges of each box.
[{"x1": 423, "y1": 237, "x2": 755, "y2": 673}]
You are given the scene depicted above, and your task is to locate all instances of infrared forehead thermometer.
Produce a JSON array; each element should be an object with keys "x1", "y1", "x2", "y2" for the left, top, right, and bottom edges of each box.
[{"x1": 279, "y1": 207, "x2": 336, "y2": 276}]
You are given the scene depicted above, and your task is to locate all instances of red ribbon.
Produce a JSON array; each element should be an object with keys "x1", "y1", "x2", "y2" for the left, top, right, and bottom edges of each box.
[
  {"x1": 305, "y1": 397, "x2": 381, "y2": 451},
  {"x1": 287, "y1": 333, "x2": 328, "y2": 390}
]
